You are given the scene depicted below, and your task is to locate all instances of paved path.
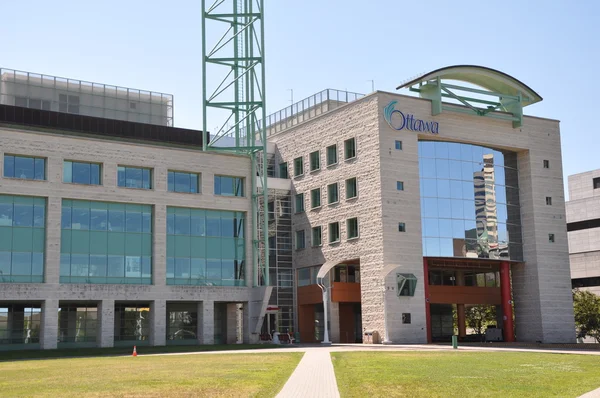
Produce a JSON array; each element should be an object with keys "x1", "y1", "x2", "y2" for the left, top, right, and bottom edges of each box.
[
  {"x1": 275, "y1": 349, "x2": 339, "y2": 398},
  {"x1": 580, "y1": 387, "x2": 600, "y2": 398}
]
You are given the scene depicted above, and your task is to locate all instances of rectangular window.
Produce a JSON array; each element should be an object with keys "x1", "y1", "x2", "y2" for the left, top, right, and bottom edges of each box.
[
  {"x1": 549, "y1": 233, "x2": 555, "y2": 243},
  {"x1": 117, "y1": 166, "x2": 152, "y2": 189},
  {"x1": 594, "y1": 177, "x2": 600, "y2": 189},
  {"x1": 326, "y1": 145, "x2": 338, "y2": 166},
  {"x1": 3, "y1": 155, "x2": 46, "y2": 180},
  {"x1": 311, "y1": 188, "x2": 321, "y2": 209},
  {"x1": 15, "y1": 97, "x2": 50, "y2": 110},
  {"x1": 546, "y1": 196, "x2": 552, "y2": 206},
  {"x1": 402, "y1": 313, "x2": 411, "y2": 324},
  {"x1": 298, "y1": 268, "x2": 311, "y2": 286},
  {"x1": 214, "y1": 175, "x2": 244, "y2": 197},
  {"x1": 543, "y1": 160, "x2": 550, "y2": 169},
  {"x1": 294, "y1": 157, "x2": 304, "y2": 177},
  {"x1": 63, "y1": 161, "x2": 102, "y2": 185},
  {"x1": 398, "y1": 222, "x2": 406, "y2": 232},
  {"x1": 168, "y1": 171, "x2": 200, "y2": 193},
  {"x1": 329, "y1": 222, "x2": 340, "y2": 243},
  {"x1": 395, "y1": 140, "x2": 403, "y2": 150},
  {"x1": 310, "y1": 151, "x2": 320, "y2": 172},
  {"x1": 295, "y1": 193, "x2": 305, "y2": 213},
  {"x1": 344, "y1": 138, "x2": 356, "y2": 160},
  {"x1": 312, "y1": 226, "x2": 322, "y2": 247},
  {"x1": 328, "y1": 183, "x2": 339, "y2": 204},
  {"x1": 279, "y1": 162, "x2": 289, "y2": 179},
  {"x1": 59, "y1": 94, "x2": 80, "y2": 114},
  {"x1": 346, "y1": 177, "x2": 358, "y2": 199},
  {"x1": 397, "y1": 181, "x2": 404, "y2": 191},
  {"x1": 347, "y1": 217, "x2": 359, "y2": 239},
  {"x1": 295, "y1": 230, "x2": 306, "y2": 250}
]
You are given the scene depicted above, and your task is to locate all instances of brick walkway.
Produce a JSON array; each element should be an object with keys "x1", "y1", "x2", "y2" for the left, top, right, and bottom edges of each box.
[{"x1": 276, "y1": 349, "x2": 340, "y2": 398}]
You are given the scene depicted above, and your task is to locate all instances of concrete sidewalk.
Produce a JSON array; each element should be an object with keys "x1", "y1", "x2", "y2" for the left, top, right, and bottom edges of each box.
[{"x1": 276, "y1": 350, "x2": 339, "y2": 398}]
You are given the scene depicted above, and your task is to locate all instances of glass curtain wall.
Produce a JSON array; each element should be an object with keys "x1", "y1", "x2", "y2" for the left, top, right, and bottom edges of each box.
[
  {"x1": 0, "y1": 195, "x2": 45, "y2": 283},
  {"x1": 60, "y1": 200, "x2": 152, "y2": 284},
  {"x1": 114, "y1": 304, "x2": 150, "y2": 344},
  {"x1": 166, "y1": 303, "x2": 198, "y2": 343},
  {"x1": 0, "y1": 305, "x2": 41, "y2": 346},
  {"x1": 167, "y1": 208, "x2": 245, "y2": 286},
  {"x1": 58, "y1": 305, "x2": 98, "y2": 345},
  {"x1": 419, "y1": 141, "x2": 523, "y2": 260}
]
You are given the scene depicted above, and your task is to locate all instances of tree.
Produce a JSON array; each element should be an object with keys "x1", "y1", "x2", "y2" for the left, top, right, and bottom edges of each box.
[
  {"x1": 573, "y1": 289, "x2": 600, "y2": 343},
  {"x1": 465, "y1": 305, "x2": 497, "y2": 335}
]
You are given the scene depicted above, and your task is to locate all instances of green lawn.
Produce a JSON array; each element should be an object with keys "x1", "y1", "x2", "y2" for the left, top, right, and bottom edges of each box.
[
  {"x1": 332, "y1": 351, "x2": 600, "y2": 398},
  {"x1": 0, "y1": 352, "x2": 302, "y2": 397}
]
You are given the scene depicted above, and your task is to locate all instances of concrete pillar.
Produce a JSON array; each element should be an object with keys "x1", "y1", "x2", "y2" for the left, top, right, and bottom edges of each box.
[
  {"x1": 153, "y1": 205, "x2": 167, "y2": 287},
  {"x1": 150, "y1": 300, "x2": 166, "y2": 346},
  {"x1": 329, "y1": 301, "x2": 340, "y2": 343},
  {"x1": 98, "y1": 300, "x2": 115, "y2": 348},
  {"x1": 243, "y1": 302, "x2": 255, "y2": 344},
  {"x1": 45, "y1": 196, "x2": 62, "y2": 285},
  {"x1": 226, "y1": 303, "x2": 238, "y2": 344},
  {"x1": 457, "y1": 304, "x2": 466, "y2": 338},
  {"x1": 41, "y1": 299, "x2": 58, "y2": 350},
  {"x1": 200, "y1": 300, "x2": 214, "y2": 345}
]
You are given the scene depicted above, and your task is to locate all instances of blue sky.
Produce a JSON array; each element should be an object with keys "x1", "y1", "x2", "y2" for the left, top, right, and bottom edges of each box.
[{"x1": 1, "y1": 0, "x2": 598, "y2": 196}]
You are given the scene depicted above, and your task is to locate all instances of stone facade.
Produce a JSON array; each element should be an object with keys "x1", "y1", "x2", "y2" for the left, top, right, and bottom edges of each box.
[
  {"x1": 270, "y1": 91, "x2": 575, "y2": 344},
  {"x1": 0, "y1": 125, "x2": 269, "y2": 348}
]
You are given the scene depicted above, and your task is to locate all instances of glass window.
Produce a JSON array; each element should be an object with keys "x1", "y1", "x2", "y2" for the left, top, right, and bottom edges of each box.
[
  {"x1": 546, "y1": 196, "x2": 552, "y2": 206},
  {"x1": 312, "y1": 226, "x2": 322, "y2": 247},
  {"x1": 327, "y1": 183, "x2": 339, "y2": 204},
  {"x1": 326, "y1": 144, "x2": 337, "y2": 166},
  {"x1": 397, "y1": 273, "x2": 417, "y2": 296},
  {"x1": 279, "y1": 162, "x2": 288, "y2": 179},
  {"x1": 295, "y1": 193, "x2": 304, "y2": 213},
  {"x1": 543, "y1": 160, "x2": 549, "y2": 169},
  {"x1": 295, "y1": 230, "x2": 305, "y2": 250},
  {"x1": 593, "y1": 177, "x2": 600, "y2": 190},
  {"x1": 294, "y1": 157, "x2": 304, "y2": 176},
  {"x1": 395, "y1": 140, "x2": 402, "y2": 150},
  {"x1": 329, "y1": 222, "x2": 340, "y2": 243},
  {"x1": 398, "y1": 222, "x2": 406, "y2": 232},
  {"x1": 344, "y1": 138, "x2": 356, "y2": 159},
  {"x1": 397, "y1": 181, "x2": 404, "y2": 191},
  {"x1": 549, "y1": 233, "x2": 555, "y2": 243},
  {"x1": 309, "y1": 151, "x2": 320, "y2": 171},
  {"x1": 214, "y1": 175, "x2": 244, "y2": 197},
  {"x1": 118, "y1": 166, "x2": 152, "y2": 189},
  {"x1": 168, "y1": 171, "x2": 200, "y2": 193},
  {"x1": 298, "y1": 268, "x2": 311, "y2": 286},
  {"x1": 347, "y1": 218, "x2": 359, "y2": 239},
  {"x1": 3, "y1": 155, "x2": 45, "y2": 180},
  {"x1": 311, "y1": 188, "x2": 321, "y2": 209},
  {"x1": 346, "y1": 177, "x2": 358, "y2": 199},
  {"x1": 63, "y1": 161, "x2": 102, "y2": 185}
]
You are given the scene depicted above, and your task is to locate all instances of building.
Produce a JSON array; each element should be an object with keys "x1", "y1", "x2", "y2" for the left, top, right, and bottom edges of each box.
[
  {"x1": 268, "y1": 66, "x2": 575, "y2": 344},
  {"x1": 567, "y1": 169, "x2": 600, "y2": 295},
  {"x1": 0, "y1": 68, "x2": 273, "y2": 350}
]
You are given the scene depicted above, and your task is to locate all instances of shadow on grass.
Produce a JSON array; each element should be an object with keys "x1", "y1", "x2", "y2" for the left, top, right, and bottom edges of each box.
[{"x1": 0, "y1": 344, "x2": 281, "y2": 362}]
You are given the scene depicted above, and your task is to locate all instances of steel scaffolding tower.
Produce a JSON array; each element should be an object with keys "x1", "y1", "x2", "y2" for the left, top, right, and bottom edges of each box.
[{"x1": 202, "y1": 0, "x2": 269, "y2": 286}]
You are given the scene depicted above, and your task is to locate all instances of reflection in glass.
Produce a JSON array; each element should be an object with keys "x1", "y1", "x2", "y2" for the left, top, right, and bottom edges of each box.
[{"x1": 419, "y1": 141, "x2": 522, "y2": 260}]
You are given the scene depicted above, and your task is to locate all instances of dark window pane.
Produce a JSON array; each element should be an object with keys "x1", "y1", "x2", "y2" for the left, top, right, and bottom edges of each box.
[
  {"x1": 91, "y1": 209, "x2": 108, "y2": 231},
  {"x1": 72, "y1": 162, "x2": 91, "y2": 184},
  {"x1": 14, "y1": 204, "x2": 33, "y2": 227},
  {"x1": 72, "y1": 208, "x2": 90, "y2": 230},
  {"x1": 33, "y1": 205, "x2": 45, "y2": 227},
  {"x1": 168, "y1": 172, "x2": 175, "y2": 192},
  {"x1": 214, "y1": 176, "x2": 221, "y2": 195},
  {"x1": 4, "y1": 155, "x2": 14, "y2": 177},
  {"x1": 142, "y1": 212, "x2": 151, "y2": 233},
  {"x1": 117, "y1": 167, "x2": 126, "y2": 187},
  {"x1": 142, "y1": 169, "x2": 151, "y2": 189},
  {"x1": 175, "y1": 214, "x2": 190, "y2": 235},
  {"x1": 34, "y1": 158, "x2": 45, "y2": 180},
  {"x1": 90, "y1": 164, "x2": 101, "y2": 185},
  {"x1": 126, "y1": 167, "x2": 143, "y2": 188},
  {"x1": 61, "y1": 207, "x2": 72, "y2": 229},
  {"x1": 174, "y1": 172, "x2": 190, "y2": 193},
  {"x1": 190, "y1": 174, "x2": 199, "y2": 193},
  {"x1": 108, "y1": 210, "x2": 124, "y2": 232},
  {"x1": 126, "y1": 212, "x2": 142, "y2": 233},
  {"x1": 14, "y1": 156, "x2": 34, "y2": 179}
]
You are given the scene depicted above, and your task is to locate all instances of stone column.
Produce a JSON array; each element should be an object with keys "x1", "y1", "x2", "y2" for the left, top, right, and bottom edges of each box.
[
  {"x1": 45, "y1": 196, "x2": 62, "y2": 284},
  {"x1": 153, "y1": 205, "x2": 167, "y2": 287},
  {"x1": 150, "y1": 300, "x2": 166, "y2": 346},
  {"x1": 200, "y1": 300, "x2": 215, "y2": 345},
  {"x1": 98, "y1": 300, "x2": 115, "y2": 348},
  {"x1": 329, "y1": 301, "x2": 340, "y2": 343},
  {"x1": 41, "y1": 299, "x2": 58, "y2": 350}
]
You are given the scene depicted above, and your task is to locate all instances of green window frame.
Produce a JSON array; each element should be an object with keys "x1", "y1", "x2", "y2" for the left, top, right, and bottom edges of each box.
[
  {"x1": 344, "y1": 138, "x2": 356, "y2": 160},
  {"x1": 309, "y1": 151, "x2": 320, "y2": 172},
  {"x1": 326, "y1": 145, "x2": 338, "y2": 166},
  {"x1": 279, "y1": 162, "x2": 289, "y2": 179},
  {"x1": 311, "y1": 188, "x2": 321, "y2": 209},
  {"x1": 345, "y1": 177, "x2": 358, "y2": 199},
  {"x1": 168, "y1": 171, "x2": 200, "y2": 193},
  {"x1": 312, "y1": 226, "x2": 322, "y2": 247},
  {"x1": 63, "y1": 161, "x2": 102, "y2": 185},
  {"x1": 295, "y1": 193, "x2": 305, "y2": 213},
  {"x1": 295, "y1": 230, "x2": 306, "y2": 250},
  {"x1": 347, "y1": 217, "x2": 359, "y2": 239},
  {"x1": 294, "y1": 157, "x2": 304, "y2": 177},
  {"x1": 0, "y1": 195, "x2": 46, "y2": 283},
  {"x1": 327, "y1": 183, "x2": 339, "y2": 204},
  {"x1": 214, "y1": 175, "x2": 244, "y2": 197},
  {"x1": 329, "y1": 222, "x2": 340, "y2": 244},
  {"x1": 3, "y1": 155, "x2": 46, "y2": 181}
]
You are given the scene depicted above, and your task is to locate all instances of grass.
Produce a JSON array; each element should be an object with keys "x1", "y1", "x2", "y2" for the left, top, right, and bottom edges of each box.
[
  {"x1": 0, "y1": 352, "x2": 302, "y2": 397},
  {"x1": 0, "y1": 344, "x2": 280, "y2": 361},
  {"x1": 331, "y1": 351, "x2": 600, "y2": 398}
]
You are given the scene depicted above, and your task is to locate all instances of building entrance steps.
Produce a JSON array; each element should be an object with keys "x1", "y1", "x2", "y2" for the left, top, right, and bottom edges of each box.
[{"x1": 276, "y1": 350, "x2": 340, "y2": 398}]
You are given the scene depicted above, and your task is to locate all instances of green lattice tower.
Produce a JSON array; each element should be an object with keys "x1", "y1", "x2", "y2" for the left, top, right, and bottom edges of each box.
[{"x1": 202, "y1": 0, "x2": 269, "y2": 286}]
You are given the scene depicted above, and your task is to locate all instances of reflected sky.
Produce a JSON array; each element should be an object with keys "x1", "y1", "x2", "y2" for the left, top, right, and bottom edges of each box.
[{"x1": 419, "y1": 141, "x2": 523, "y2": 261}]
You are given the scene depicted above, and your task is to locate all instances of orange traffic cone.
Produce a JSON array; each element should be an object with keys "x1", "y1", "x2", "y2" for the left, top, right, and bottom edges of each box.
[{"x1": 132, "y1": 346, "x2": 138, "y2": 357}]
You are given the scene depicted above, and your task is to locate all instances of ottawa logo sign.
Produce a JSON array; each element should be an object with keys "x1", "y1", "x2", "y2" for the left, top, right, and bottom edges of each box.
[{"x1": 384, "y1": 100, "x2": 439, "y2": 134}]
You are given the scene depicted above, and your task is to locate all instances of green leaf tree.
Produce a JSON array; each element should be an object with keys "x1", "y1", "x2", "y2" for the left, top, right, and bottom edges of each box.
[
  {"x1": 573, "y1": 289, "x2": 600, "y2": 343},
  {"x1": 465, "y1": 305, "x2": 497, "y2": 335}
]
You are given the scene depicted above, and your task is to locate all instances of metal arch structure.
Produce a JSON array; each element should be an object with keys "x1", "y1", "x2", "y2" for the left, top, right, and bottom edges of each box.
[
  {"x1": 202, "y1": 0, "x2": 269, "y2": 286},
  {"x1": 397, "y1": 65, "x2": 543, "y2": 128}
]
